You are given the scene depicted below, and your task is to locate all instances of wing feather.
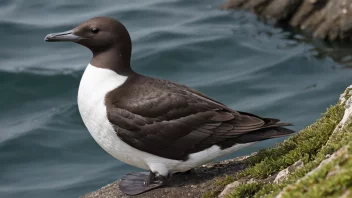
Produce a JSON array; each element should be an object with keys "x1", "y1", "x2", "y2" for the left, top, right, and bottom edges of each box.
[{"x1": 105, "y1": 75, "x2": 292, "y2": 160}]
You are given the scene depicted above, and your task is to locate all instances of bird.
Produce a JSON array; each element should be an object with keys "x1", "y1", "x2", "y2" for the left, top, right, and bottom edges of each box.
[{"x1": 44, "y1": 16, "x2": 294, "y2": 195}]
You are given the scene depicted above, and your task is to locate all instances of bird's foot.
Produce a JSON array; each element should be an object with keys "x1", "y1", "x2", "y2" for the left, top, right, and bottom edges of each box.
[{"x1": 119, "y1": 171, "x2": 168, "y2": 195}]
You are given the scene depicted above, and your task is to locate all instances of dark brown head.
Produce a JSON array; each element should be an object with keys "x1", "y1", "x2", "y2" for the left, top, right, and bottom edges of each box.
[{"x1": 45, "y1": 17, "x2": 133, "y2": 75}]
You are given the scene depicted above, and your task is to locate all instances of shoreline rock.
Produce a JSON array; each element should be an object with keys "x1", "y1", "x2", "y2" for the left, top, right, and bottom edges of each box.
[
  {"x1": 221, "y1": 0, "x2": 352, "y2": 41},
  {"x1": 81, "y1": 155, "x2": 251, "y2": 198}
]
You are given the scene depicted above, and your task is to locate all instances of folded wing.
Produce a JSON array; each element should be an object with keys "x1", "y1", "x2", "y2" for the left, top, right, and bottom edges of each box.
[{"x1": 106, "y1": 75, "x2": 294, "y2": 160}]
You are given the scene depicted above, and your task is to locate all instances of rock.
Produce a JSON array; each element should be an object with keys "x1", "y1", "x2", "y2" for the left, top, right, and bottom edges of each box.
[
  {"x1": 274, "y1": 85, "x2": 352, "y2": 198},
  {"x1": 218, "y1": 181, "x2": 242, "y2": 198},
  {"x1": 276, "y1": 145, "x2": 351, "y2": 198},
  {"x1": 273, "y1": 160, "x2": 304, "y2": 184},
  {"x1": 340, "y1": 190, "x2": 352, "y2": 198},
  {"x1": 221, "y1": 0, "x2": 352, "y2": 40},
  {"x1": 247, "y1": 178, "x2": 257, "y2": 184},
  {"x1": 81, "y1": 156, "x2": 249, "y2": 198}
]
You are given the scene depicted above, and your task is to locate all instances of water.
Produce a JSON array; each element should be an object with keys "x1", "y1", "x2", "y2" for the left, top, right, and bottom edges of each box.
[{"x1": 1, "y1": 0, "x2": 352, "y2": 197}]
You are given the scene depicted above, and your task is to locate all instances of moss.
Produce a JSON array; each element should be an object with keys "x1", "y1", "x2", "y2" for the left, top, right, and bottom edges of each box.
[
  {"x1": 283, "y1": 122, "x2": 352, "y2": 184},
  {"x1": 281, "y1": 146, "x2": 352, "y2": 198},
  {"x1": 229, "y1": 183, "x2": 285, "y2": 198},
  {"x1": 344, "y1": 88, "x2": 352, "y2": 104},
  {"x1": 273, "y1": 124, "x2": 352, "y2": 198},
  {"x1": 253, "y1": 183, "x2": 283, "y2": 198},
  {"x1": 238, "y1": 104, "x2": 344, "y2": 179},
  {"x1": 203, "y1": 190, "x2": 218, "y2": 198},
  {"x1": 227, "y1": 183, "x2": 262, "y2": 198},
  {"x1": 204, "y1": 100, "x2": 348, "y2": 198},
  {"x1": 300, "y1": 158, "x2": 352, "y2": 197},
  {"x1": 214, "y1": 175, "x2": 235, "y2": 187},
  {"x1": 263, "y1": 115, "x2": 352, "y2": 197},
  {"x1": 203, "y1": 176, "x2": 236, "y2": 198}
]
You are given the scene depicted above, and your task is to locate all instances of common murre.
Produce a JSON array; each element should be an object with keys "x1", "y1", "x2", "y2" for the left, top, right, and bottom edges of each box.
[{"x1": 44, "y1": 17, "x2": 294, "y2": 195}]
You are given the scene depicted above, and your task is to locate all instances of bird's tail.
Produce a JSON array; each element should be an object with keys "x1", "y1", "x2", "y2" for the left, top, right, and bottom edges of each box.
[
  {"x1": 235, "y1": 126, "x2": 295, "y2": 143},
  {"x1": 235, "y1": 117, "x2": 295, "y2": 143}
]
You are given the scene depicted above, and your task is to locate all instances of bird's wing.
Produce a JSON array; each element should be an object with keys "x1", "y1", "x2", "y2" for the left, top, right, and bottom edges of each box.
[{"x1": 105, "y1": 75, "x2": 291, "y2": 160}]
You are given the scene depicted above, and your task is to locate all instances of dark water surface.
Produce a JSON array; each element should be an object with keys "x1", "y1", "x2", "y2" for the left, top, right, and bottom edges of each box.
[{"x1": 1, "y1": 0, "x2": 352, "y2": 197}]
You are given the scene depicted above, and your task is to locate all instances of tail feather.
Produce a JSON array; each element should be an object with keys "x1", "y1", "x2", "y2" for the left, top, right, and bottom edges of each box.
[
  {"x1": 234, "y1": 126, "x2": 295, "y2": 143},
  {"x1": 261, "y1": 122, "x2": 293, "y2": 129}
]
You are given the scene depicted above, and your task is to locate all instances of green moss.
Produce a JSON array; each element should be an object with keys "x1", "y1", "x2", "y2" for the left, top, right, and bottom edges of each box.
[
  {"x1": 228, "y1": 183, "x2": 284, "y2": 198},
  {"x1": 343, "y1": 88, "x2": 352, "y2": 104},
  {"x1": 280, "y1": 146, "x2": 352, "y2": 198},
  {"x1": 204, "y1": 100, "x2": 348, "y2": 198},
  {"x1": 253, "y1": 183, "x2": 283, "y2": 198},
  {"x1": 273, "y1": 124, "x2": 352, "y2": 198},
  {"x1": 214, "y1": 175, "x2": 235, "y2": 187},
  {"x1": 283, "y1": 122, "x2": 352, "y2": 185},
  {"x1": 238, "y1": 104, "x2": 344, "y2": 179},
  {"x1": 203, "y1": 190, "x2": 218, "y2": 198},
  {"x1": 298, "y1": 159, "x2": 352, "y2": 198},
  {"x1": 227, "y1": 183, "x2": 262, "y2": 198},
  {"x1": 203, "y1": 176, "x2": 236, "y2": 198}
]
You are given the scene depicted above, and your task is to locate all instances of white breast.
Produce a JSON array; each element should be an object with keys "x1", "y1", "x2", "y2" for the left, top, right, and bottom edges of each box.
[{"x1": 77, "y1": 64, "x2": 253, "y2": 176}]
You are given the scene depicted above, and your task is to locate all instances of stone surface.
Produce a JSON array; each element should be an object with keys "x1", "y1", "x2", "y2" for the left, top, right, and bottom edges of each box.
[
  {"x1": 276, "y1": 145, "x2": 351, "y2": 198},
  {"x1": 81, "y1": 156, "x2": 250, "y2": 198},
  {"x1": 221, "y1": 0, "x2": 352, "y2": 40},
  {"x1": 218, "y1": 181, "x2": 242, "y2": 198},
  {"x1": 273, "y1": 160, "x2": 304, "y2": 184}
]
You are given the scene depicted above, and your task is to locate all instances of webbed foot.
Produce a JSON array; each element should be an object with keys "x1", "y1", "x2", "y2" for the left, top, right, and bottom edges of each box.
[{"x1": 119, "y1": 171, "x2": 168, "y2": 195}]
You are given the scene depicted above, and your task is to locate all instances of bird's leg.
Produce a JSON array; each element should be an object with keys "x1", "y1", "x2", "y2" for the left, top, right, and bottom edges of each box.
[
  {"x1": 145, "y1": 171, "x2": 170, "y2": 186},
  {"x1": 145, "y1": 171, "x2": 155, "y2": 185},
  {"x1": 119, "y1": 171, "x2": 169, "y2": 195},
  {"x1": 154, "y1": 172, "x2": 169, "y2": 185}
]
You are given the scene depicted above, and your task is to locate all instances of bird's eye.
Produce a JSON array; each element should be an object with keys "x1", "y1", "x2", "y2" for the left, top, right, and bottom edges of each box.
[{"x1": 91, "y1": 28, "x2": 99, "y2": 34}]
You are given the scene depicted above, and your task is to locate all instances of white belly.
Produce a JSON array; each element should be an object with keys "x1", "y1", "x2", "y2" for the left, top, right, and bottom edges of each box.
[{"x1": 78, "y1": 64, "x2": 253, "y2": 176}]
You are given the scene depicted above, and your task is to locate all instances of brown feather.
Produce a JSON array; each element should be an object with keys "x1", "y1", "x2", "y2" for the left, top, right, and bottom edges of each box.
[{"x1": 105, "y1": 74, "x2": 294, "y2": 160}]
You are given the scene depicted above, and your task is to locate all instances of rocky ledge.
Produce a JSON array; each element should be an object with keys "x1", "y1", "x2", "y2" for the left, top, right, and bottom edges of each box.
[
  {"x1": 221, "y1": 0, "x2": 352, "y2": 41},
  {"x1": 81, "y1": 86, "x2": 352, "y2": 198}
]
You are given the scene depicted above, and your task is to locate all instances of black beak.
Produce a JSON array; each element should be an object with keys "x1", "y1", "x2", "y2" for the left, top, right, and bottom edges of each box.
[{"x1": 44, "y1": 30, "x2": 82, "y2": 42}]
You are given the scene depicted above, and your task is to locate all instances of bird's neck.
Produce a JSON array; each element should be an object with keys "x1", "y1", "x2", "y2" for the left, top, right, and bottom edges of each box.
[{"x1": 90, "y1": 48, "x2": 134, "y2": 76}]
